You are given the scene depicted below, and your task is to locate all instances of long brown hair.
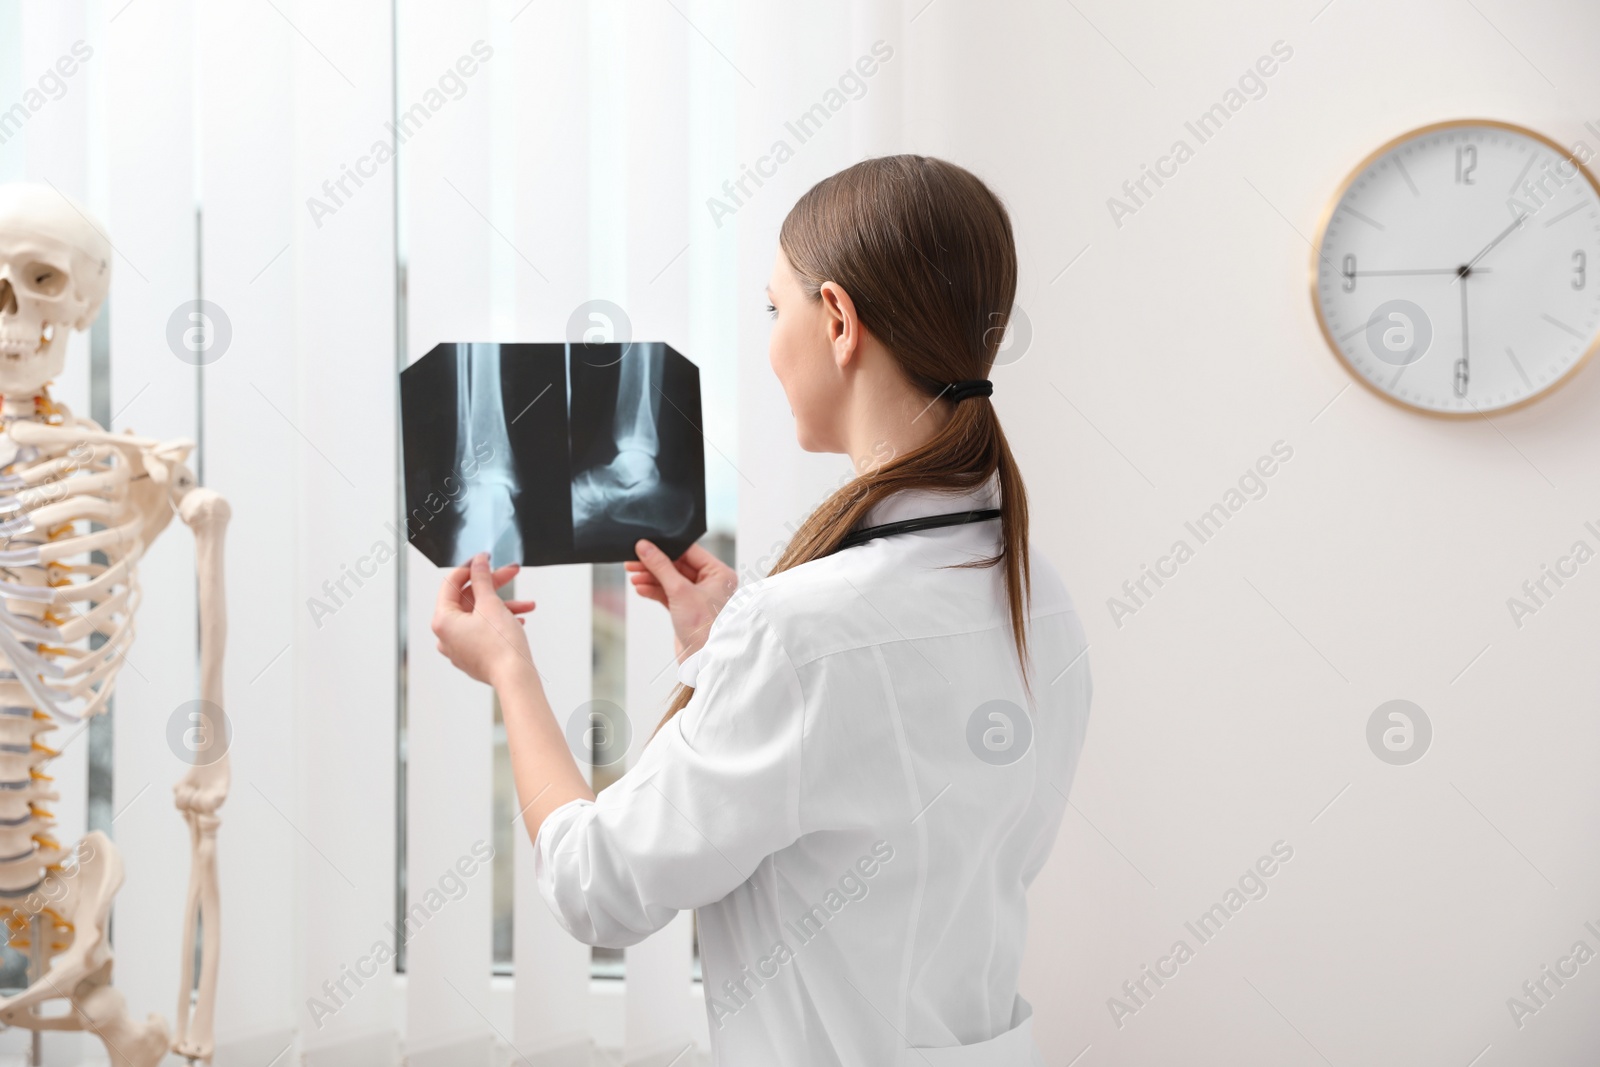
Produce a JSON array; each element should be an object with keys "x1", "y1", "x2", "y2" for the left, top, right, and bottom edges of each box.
[{"x1": 653, "y1": 154, "x2": 1031, "y2": 736}]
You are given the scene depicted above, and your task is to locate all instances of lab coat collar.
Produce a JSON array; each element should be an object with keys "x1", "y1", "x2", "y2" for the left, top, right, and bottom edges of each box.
[
  {"x1": 856, "y1": 471, "x2": 1003, "y2": 530},
  {"x1": 676, "y1": 473, "x2": 1004, "y2": 690}
]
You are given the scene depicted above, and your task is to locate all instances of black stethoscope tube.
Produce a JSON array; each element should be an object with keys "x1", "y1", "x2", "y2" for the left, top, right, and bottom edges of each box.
[{"x1": 834, "y1": 508, "x2": 1002, "y2": 552}]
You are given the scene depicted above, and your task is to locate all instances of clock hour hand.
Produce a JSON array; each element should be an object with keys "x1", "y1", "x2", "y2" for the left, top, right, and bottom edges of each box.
[{"x1": 1454, "y1": 270, "x2": 1470, "y2": 397}]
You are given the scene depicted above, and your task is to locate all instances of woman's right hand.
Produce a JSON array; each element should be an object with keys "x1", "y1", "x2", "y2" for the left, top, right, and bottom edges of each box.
[{"x1": 628, "y1": 539, "x2": 738, "y2": 662}]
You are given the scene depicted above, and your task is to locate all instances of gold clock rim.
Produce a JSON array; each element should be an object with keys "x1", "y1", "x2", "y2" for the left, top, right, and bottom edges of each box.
[{"x1": 1308, "y1": 117, "x2": 1600, "y2": 419}]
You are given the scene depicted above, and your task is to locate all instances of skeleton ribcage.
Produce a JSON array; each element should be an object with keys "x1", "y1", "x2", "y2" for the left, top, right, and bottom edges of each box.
[{"x1": 0, "y1": 427, "x2": 141, "y2": 908}]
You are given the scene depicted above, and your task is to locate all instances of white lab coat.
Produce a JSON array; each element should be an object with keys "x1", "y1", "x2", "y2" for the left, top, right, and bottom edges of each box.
[{"x1": 534, "y1": 474, "x2": 1092, "y2": 1066}]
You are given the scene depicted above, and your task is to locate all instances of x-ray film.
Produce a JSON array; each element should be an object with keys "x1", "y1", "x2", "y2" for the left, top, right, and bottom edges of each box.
[{"x1": 400, "y1": 342, "x2": 706, "y2": 567}]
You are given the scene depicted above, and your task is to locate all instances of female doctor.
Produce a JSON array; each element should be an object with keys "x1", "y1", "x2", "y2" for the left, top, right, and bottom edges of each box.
[{"x1": 432, "y1": 155, "x2": 1092, "y2": 1066}]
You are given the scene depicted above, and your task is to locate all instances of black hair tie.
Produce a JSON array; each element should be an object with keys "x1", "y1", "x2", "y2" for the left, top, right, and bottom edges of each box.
[{"x1": 945, "y1": 379, "x2": 993, "y2": 403}]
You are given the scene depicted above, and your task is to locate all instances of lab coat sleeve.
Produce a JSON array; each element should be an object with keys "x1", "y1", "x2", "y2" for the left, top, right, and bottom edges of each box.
[{"x1": 533, "y1": 593, "x2": 806, "y2": 948}]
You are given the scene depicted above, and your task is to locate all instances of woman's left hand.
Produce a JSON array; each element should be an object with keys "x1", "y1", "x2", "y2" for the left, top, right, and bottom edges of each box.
[{"x1": 432, "y1": 552, "x2": 538, "y2": 687}]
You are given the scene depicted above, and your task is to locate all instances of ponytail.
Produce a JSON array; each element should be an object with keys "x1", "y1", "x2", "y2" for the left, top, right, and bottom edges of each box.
[{"x1": 652, "y1": 155, "x2": 1030, "y2": 739}]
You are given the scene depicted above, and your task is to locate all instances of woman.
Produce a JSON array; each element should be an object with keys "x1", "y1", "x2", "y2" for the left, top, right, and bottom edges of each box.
[{"x1": 433, "y1": 155, "x2": 1092, "y2": 1066}]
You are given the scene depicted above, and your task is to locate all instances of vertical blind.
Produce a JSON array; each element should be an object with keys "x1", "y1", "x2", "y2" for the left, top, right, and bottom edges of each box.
[
  {"x1": 0, "y1": 0, "x2": 894, "y2": 1062},
  {"x1": 3, "y1": 2, "x2": 1582, "y2": 1064}
]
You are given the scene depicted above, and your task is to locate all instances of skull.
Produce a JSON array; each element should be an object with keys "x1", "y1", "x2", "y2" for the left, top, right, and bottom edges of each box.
[{"x1": 0, "y1": 183, "x2": 111, "y2": 397}]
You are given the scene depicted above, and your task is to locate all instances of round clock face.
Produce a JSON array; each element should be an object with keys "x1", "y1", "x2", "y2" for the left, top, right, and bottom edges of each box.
[{"x1": 1312, "y1": 120, "x2": 1600, "y2": 415}]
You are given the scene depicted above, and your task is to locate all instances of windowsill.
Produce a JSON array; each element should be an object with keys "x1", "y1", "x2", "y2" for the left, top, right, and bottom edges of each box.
[{"x1": 390, "y1": 970, "x2": 708, "y2": 1059}]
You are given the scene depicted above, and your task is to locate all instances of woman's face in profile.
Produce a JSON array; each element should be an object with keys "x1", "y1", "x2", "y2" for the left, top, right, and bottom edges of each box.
[{"x1": 766, "y1": 247, "x2": 840, "y2": 454}]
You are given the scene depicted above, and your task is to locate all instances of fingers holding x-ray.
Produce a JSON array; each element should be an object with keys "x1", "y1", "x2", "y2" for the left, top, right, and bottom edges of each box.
[{"x1": 401, "y1": 340, "x2": 706, "y2": 567}]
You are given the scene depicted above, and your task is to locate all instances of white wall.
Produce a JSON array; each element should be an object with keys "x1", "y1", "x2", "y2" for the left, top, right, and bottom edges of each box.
[
  {"x1": 729, "y1": 1, "x2": 1600, "y2": 1064},
  {"x1": 721, "y1": 1, "x2": 1600, "y2": 1064}
]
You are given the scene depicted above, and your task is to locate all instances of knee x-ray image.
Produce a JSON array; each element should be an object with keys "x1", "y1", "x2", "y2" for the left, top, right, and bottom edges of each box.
[{"x1": 400, "y1": 341, "x2": 706, "y2": 567}]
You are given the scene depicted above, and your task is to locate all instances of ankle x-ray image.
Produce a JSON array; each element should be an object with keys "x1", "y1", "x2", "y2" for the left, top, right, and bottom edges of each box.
[{"x1": 400, "y1": 341, "x2": 706, "y2": 567}]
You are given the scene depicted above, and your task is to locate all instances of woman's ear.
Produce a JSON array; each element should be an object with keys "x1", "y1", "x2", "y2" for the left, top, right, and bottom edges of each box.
[{"x1": 818, "y1": 281, "x2": 860, "y2": 371}]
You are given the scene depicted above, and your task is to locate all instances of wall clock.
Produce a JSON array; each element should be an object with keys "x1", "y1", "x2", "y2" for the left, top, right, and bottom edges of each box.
[{"x1": 1311, "y1": 119, "x2": 1600, "y2": 416}]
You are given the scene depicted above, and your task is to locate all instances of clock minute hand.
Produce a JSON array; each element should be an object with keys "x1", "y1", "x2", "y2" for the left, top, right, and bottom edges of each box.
[{"x1": 1456, "y1": 213, "x2": 1528, "y2": 279}]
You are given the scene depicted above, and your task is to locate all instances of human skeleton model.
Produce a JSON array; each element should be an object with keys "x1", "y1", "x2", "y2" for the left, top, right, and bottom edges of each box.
[{"x1": 0, "y1": 183, "x2": 230, "y2": 1066}]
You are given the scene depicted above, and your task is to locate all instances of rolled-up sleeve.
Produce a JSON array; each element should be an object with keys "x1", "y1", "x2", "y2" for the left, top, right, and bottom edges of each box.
[{"x1": 532, "y1": 592, "x2": 806, "y2": 948}]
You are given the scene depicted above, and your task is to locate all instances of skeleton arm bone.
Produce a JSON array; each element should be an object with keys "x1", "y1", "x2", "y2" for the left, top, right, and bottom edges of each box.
[
  {"x1": 169, "y1": 483, "x2": 228, "y2": 1063},
  {"x1": 170, "y1": 487, "x2": 227, "y2": 810}
]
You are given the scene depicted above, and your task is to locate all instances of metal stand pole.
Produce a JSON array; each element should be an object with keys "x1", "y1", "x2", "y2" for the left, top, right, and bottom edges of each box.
[{"x1": 28, "y1": 912, "x2": 41, "y2": 1066}]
